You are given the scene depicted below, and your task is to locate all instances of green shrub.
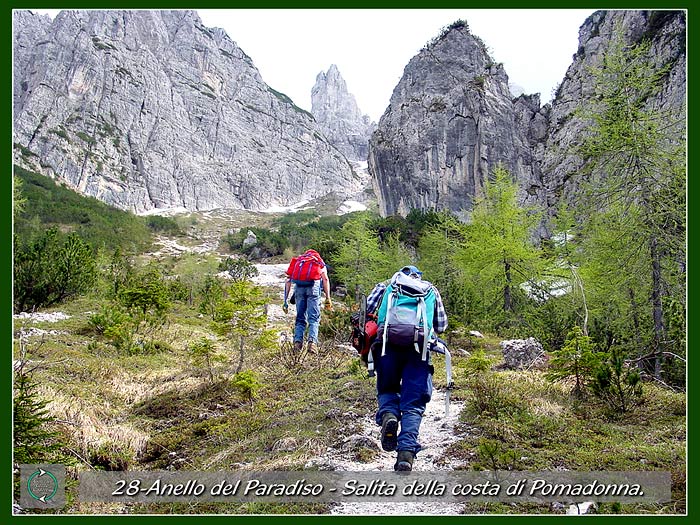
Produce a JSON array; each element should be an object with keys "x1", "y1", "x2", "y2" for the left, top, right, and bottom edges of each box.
[
  {"x1": 230, "y1": 370, "x2": 262, "y2": 404},
  {"x1": 146, "y1": 215, "x2": 182, "y2": 235},
  {"x1": 547, "y1": 326, "x2": 605, "y2": 398},
  {"x1": 474, "y1": 438, "x2": 519, "y2": 471},
  {"x1": 464, "y1": 348, "x2": 494, "y2": 375},
  {"x1": 189, "y1": 337, "x2": 226, "y2": 383},
  {"x1": 167, "y1": 277, "x2": 191, "y2": 302},
  {"x1": 13, "y1": 361, "x2": 64, "y2": 464},
  {"x1": 591, "y1": 345, "x2": 643, "y2": 415},
  {"x1": 14, "y1": 228, "x2": 97, "y2": 312},
  {"x1": 318, "y1": 306, "x2": 350, "y2": 344},
  {"x1": 219, "y1": 257, "x2": 259, "y2": 282},
  {"x1": 199, "y1": 276, "x2": 225, "y2": 319},
  {"x1": 223, "y1": 228, "x2": 286, "y2": 258},
  {"x1": 88, "y1": 305, "x2": 129, "y2": 335}
]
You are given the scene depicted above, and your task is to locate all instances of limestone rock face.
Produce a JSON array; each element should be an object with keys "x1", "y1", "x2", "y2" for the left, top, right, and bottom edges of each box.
[
  {"x1": 368, "y1": 22, "x2": 542, "y2": 219},
  {"x1": 368, "y1": 12, "x2": 685, "y2": 221},
  {"x1": 540, "y1": 10, "x2": 686, "y2": 216},
  {"x1": 13, "y1": 10, "x2": 52, "y2": 118},
  {"x1": 13, "y1": 10, "x2": 360, "y2": 214},
  {"x1": 311, "y1": 64, "x2": 376, "y2": 162}
]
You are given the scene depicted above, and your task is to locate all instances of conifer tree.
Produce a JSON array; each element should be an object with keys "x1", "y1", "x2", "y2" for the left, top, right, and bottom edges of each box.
[
  {"x1": 575, "y1": 28, "x2": 686, "y2": 378},
  {"x1": 13, "y1": 337, "x2": 63, "y2": 464},
  {"x1": 332, "y1": 212, "x2": 408, "y2": 300},
  {"x1": 457, "y1": 164, "x2": 543, "y2": 331}
]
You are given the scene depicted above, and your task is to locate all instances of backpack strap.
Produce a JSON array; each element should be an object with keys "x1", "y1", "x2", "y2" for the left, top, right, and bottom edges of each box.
[
  {"x1": 381, "y1": 290, "x2": 397, "y2": 357},
  {"x1": 415, "y1": 297, "x2": 432, "y2": 360}
]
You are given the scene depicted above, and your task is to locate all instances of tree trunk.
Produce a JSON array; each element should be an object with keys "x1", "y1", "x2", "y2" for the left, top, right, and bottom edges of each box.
[
  {"x1": 628, "y1": 287, "x2": 645, "y2": 372},
  {"x1": 504, "y1": 259, "x2": 512, "y2": 312},
  {"x1": 235, "y1": 336, "x2": 245, "y2": 374},
  {"x1": 649, "y1": 236, "x2": 665, "y2": 379}
]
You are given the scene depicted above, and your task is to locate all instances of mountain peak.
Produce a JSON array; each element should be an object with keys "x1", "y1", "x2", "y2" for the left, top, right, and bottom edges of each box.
[{"x1": 311, "y1": 65, "x2": 376, "y2": 162}]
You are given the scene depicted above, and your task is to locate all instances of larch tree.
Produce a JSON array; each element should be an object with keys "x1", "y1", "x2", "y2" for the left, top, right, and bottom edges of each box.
[
  {"x1": 457, "y1": 164, "x2": 543, "y2": 331},
  {"x1": 575, "y1": 28, "x2": 686, "y2": 379}
]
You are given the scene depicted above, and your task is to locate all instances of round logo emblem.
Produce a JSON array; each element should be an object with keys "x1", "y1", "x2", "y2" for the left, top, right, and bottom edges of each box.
[{"x1": 27, "y1": 468, "x2": 58, "y2": 503}]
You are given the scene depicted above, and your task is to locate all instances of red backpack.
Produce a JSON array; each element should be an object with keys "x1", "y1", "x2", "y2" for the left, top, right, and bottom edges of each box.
[
  {"x1": 351, "y1": 312, "x2": 378, "y2": 363},
  {"x1": 287, "y1": 250, "x2": 324, "y2": 284}
]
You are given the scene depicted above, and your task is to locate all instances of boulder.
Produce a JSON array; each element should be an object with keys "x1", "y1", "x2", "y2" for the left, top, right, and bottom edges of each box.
[{"x1": 499, "y1": 337, "x2": 547, "y2": 370}]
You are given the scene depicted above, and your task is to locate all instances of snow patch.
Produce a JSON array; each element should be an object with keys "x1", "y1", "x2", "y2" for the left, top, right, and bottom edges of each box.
[
  {"x1": 13, "y1": 312, "x2": 71, "y2": 323},
  {"x1": 137, "y1": 206, "x2": 190, "y2": 217},
  {"x1": 338, "y1": 200, "x2": 367, "y2": 215},
  {"x1": 259, "y1": 200, "x2": 312, "y2": 214}
]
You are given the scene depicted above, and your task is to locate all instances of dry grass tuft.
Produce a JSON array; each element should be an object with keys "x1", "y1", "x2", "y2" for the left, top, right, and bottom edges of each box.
[{"x1": 40, "y1": 385, "x2": 150, "y2": 459}]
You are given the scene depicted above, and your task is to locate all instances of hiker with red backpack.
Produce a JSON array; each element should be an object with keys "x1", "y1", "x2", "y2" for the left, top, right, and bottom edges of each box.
[
  {"x1": 283, "y1": 249, "x2": 333, "y2": 353},
  {"x1": 365, "y1": 265, "x2": 448, "y2": 471}
]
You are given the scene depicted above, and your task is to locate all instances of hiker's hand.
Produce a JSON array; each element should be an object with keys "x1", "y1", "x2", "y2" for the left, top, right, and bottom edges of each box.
[
  {"x1": 283, "y1": 302, "x2": 289, "y2": 314},
  {"x1": 324, "y1": 299, "x2": 333, "y2": 311}
]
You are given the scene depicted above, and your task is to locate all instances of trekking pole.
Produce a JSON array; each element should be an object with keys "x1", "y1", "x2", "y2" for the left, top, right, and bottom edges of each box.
[
  {"x1": 430, "y1": 338, "x2": 453, "y2": 418},
  {"x1": 444, "y1": 346, "x2": 453, "y2": 418}
]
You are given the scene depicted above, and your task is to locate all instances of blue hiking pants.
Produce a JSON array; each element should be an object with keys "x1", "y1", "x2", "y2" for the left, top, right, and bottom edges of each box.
[
  {"x1": 293, "y1": 280, "x2": 321, "y2": 343},
  {"x1": 374, "y1": 344, "x2": 433, "y2": 455}
]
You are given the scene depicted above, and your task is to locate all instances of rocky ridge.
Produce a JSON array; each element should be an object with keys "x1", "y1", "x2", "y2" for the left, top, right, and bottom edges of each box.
[
  {"x1": 539, "y1": 10, "x2": 686, "y2": 217},
  {"x1": 13, "y1": 10, "x2": 360, "y2": 214}
]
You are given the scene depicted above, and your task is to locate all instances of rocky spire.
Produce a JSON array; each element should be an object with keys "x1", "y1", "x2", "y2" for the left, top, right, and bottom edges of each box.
[
  {"x1": 311, "y1": 64, "x2": 376, "y2": 162},
  {"x1": 368, "y1": 13, "x2": 685, "y2": 221},
  {"x1": 368, "y1": 21, "x2": 538, "y2": 219}
]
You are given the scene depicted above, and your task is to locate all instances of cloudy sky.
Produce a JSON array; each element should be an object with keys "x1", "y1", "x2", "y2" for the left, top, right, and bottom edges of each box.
[{"x1": 33, "y1": 8, "x2": 597, "y2": 123}]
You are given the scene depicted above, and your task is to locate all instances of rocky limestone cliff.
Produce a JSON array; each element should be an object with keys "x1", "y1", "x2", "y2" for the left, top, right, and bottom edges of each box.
[
  {"x1": 369, "y1": 12, "x2": 685, "y2": 222},
  {"x1": 13, "y1": 10, "x2": 360, "y2": 214},
  {"x1": 311, "y1": 64, "x2": 376, "y2": 162},
  {"x1": 368, "y1": 22, "x2": 541, "y2": 219},
  {"x1": 540, "y1": 10, "x2": 686, "y2": 219},
  {"x1": 13, "y1": 10, "x2": 52, "y2": 118}
]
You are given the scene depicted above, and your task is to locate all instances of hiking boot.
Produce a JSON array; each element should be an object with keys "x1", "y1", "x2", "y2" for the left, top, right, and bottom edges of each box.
[
  {"x1": 394, "y1": 450, "x2": 415, "y2": 471},
  {"x1": 380, "y1": 412, "x2": 398, "y2": 452},
  {"x1": 307, "y1": 341, "x2": 318, "y2": 354},
  {"x1": 293, "y1": 340, "x2": 303, "y2": 352}
]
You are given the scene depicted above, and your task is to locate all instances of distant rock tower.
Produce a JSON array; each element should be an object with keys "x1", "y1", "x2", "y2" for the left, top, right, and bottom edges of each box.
[{"x1": 311, "y1": 64, "x2": 376, "y2": 162}]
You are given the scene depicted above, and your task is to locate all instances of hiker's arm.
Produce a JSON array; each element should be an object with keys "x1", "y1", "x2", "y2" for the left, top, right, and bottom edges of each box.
[
  {"x1": 366, "y1": 283, "x2": 386, "y2": 315},
  {"x1": 284, "y1": 278, "x2": 291, "y2": 301},
  {"x1": 433, "y1": 287, "x2": 448, "y2": 333},
  {"x1": 321, "y1": 268, "x2": 331, "y2": 301}
]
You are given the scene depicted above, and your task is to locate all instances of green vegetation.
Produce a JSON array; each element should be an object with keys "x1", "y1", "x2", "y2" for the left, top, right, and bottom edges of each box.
[
  {"x1": 91, "y1": 36, "x2": 116, "y2": 51},
  {"x1": 145, "y1": 215, "x2": 182, "y2": 235},
  {"x1": 13, "y1": 341, "x2": 68, "y2": 465},
  {"x1": 218, "y1": 257, "x2": 258, "y2": 282},
  {"x1": 14, "y1": 165, "x2": 152, "y2": 254},
  {"x1": 14, "y1": 228, "x2": 97, "y2": 312},
  {"x1": 267, "y1": 87, "x2": 315, "y2": 118},
  {"x1": 76, "y1": 131, "x2": 97, "y2": 145},
  {"x1": 574, "y1": 28, "x2": 686, "y2": 382}
]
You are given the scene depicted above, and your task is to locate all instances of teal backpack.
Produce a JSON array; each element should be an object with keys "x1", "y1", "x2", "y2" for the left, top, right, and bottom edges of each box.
[{"x1": 376, "y1": 271, "x2": 437, "y2": 361}]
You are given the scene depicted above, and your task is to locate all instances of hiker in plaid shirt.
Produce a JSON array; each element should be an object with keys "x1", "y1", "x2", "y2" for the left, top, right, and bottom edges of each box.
[
  {"x1": 366, "y1": 269, "x2": 448, "y2": 333},
  {"x1": 365, "y1": 265, "x2": 448, "y2": 471}
]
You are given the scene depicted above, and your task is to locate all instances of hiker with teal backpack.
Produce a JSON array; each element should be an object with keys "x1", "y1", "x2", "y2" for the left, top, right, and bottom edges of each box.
[
  {"x1": 365, "y1": 265, "x2": 448, "y2": 471},
  {"x1": 283, "y1": 249, "x2": 333, "y2": 353}
]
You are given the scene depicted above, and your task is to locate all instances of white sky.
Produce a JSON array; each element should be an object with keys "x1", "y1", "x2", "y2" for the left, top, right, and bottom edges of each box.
[
  {"x1": 32, "y1": 8, "x2": 596, "y2": 123},
  {"x1": 198, "y1": 9, "x2": 597, "y2": 122}
]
